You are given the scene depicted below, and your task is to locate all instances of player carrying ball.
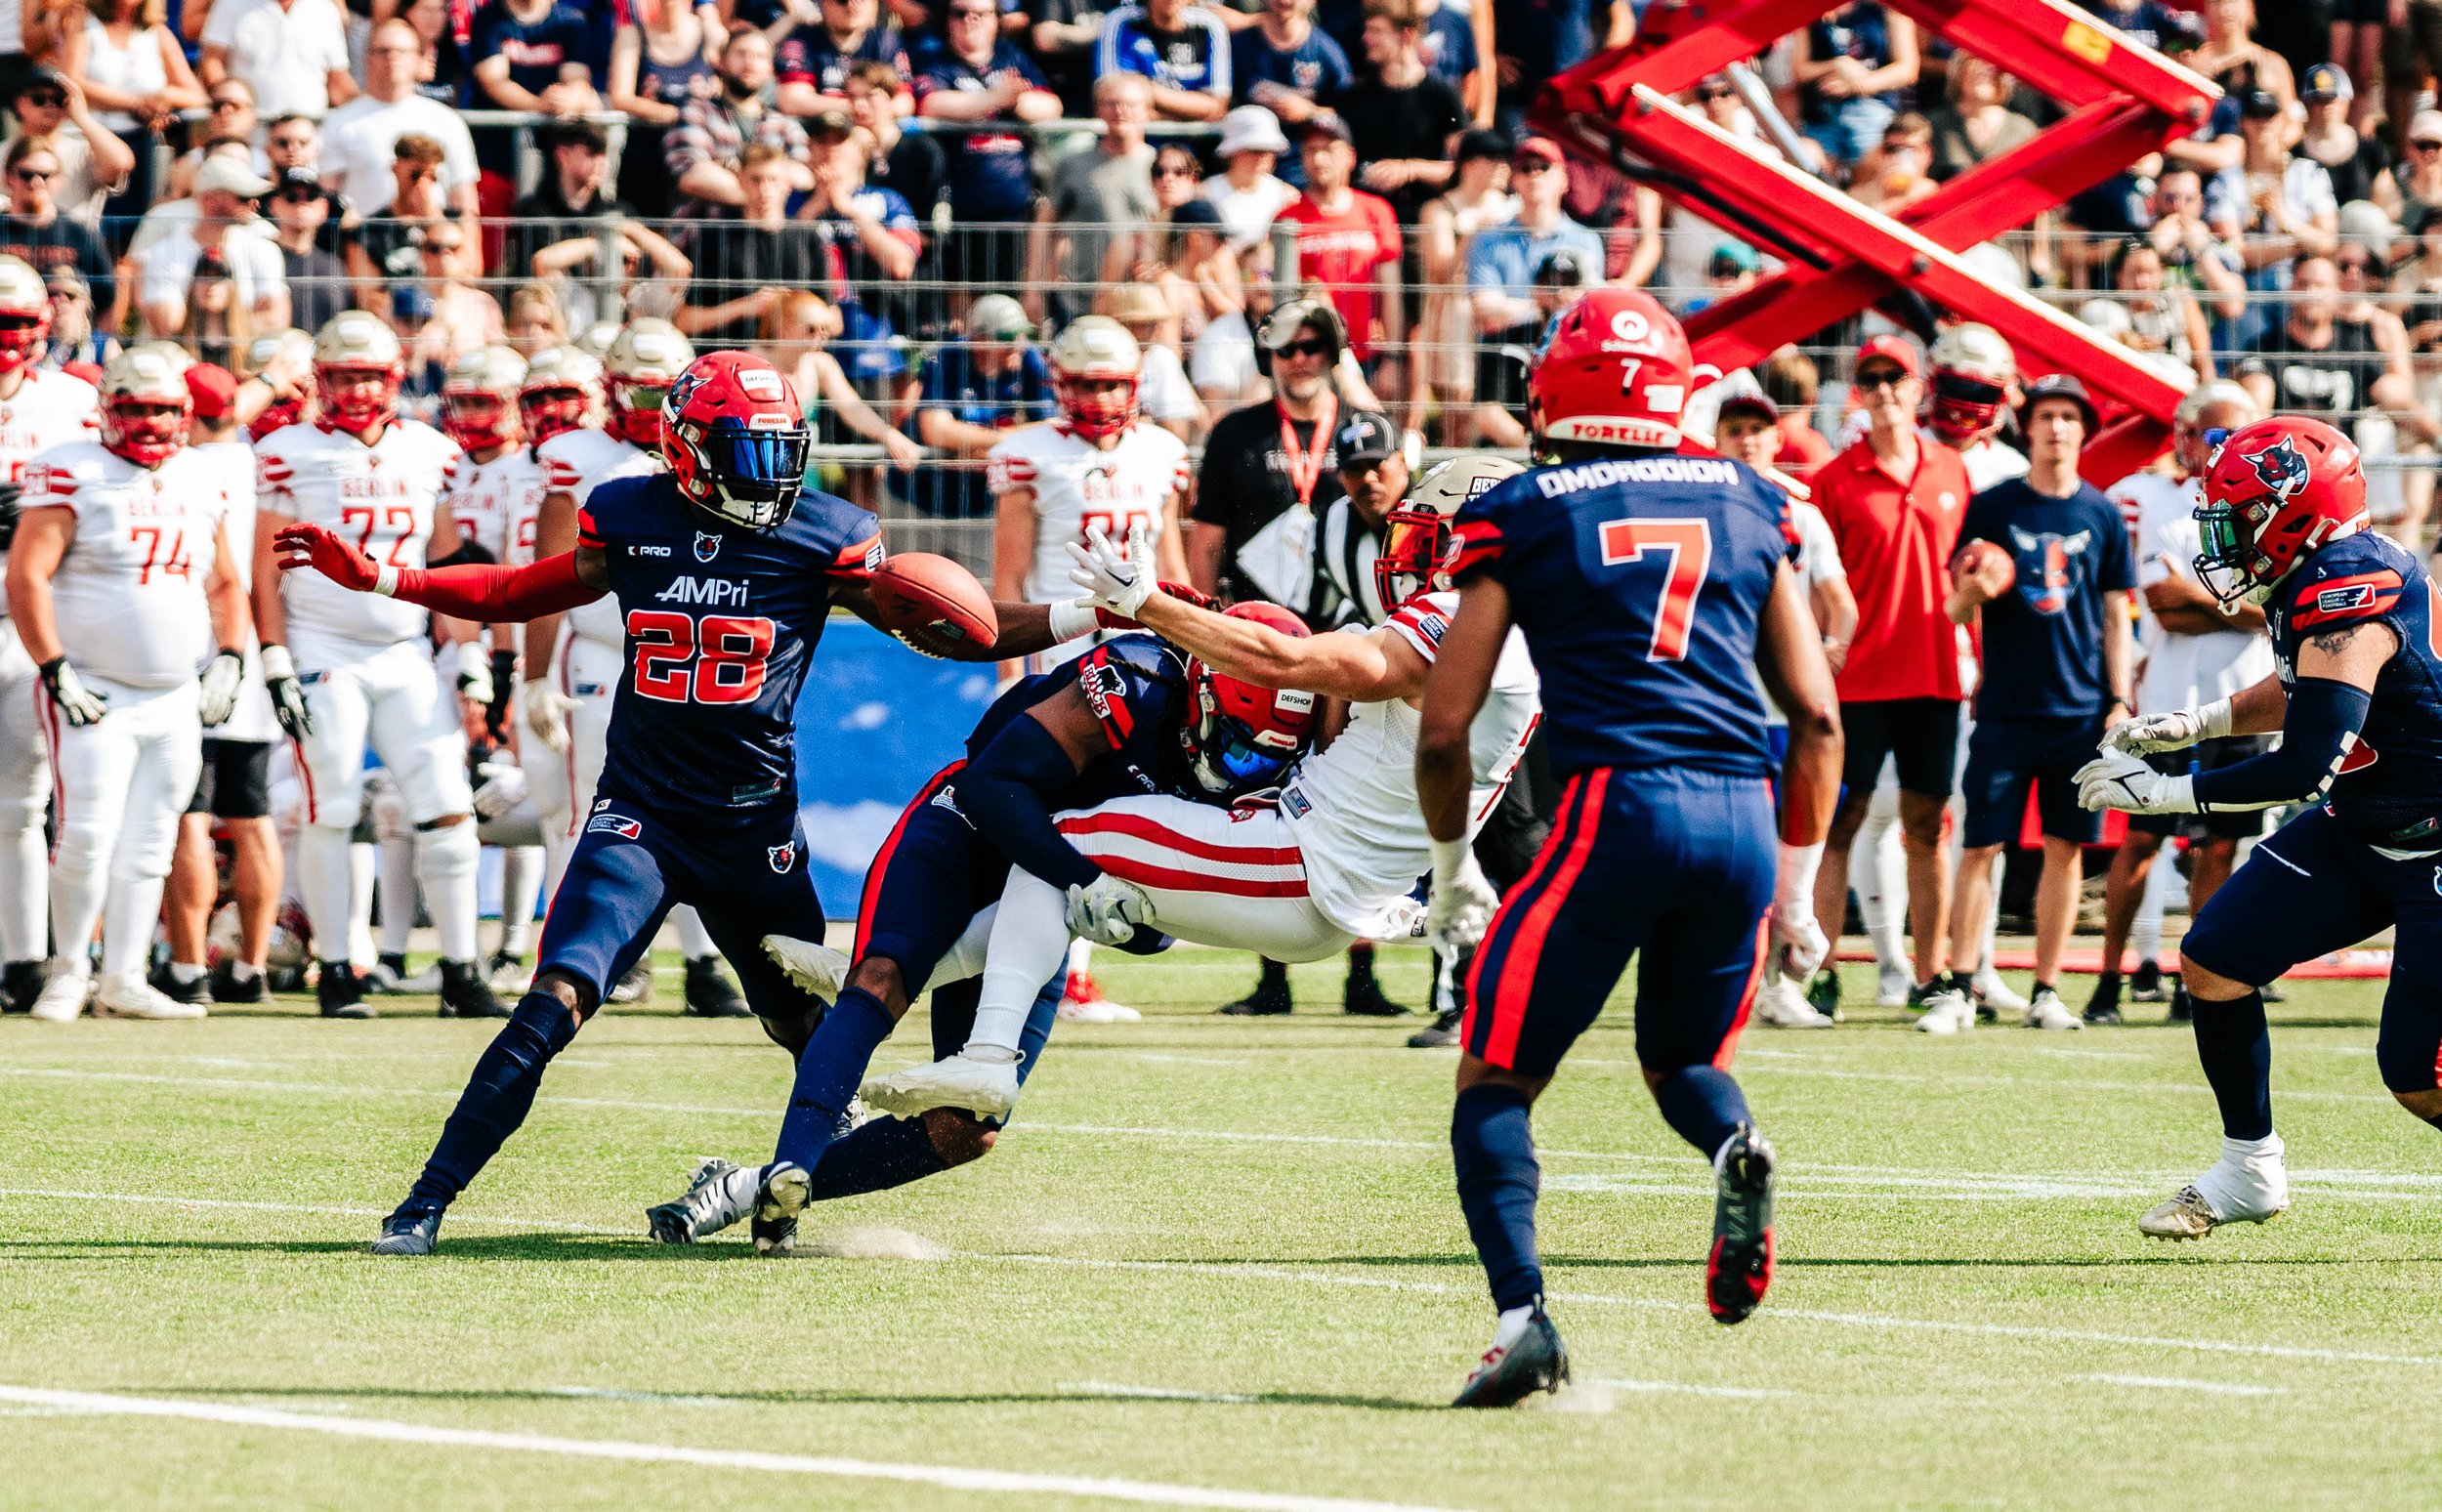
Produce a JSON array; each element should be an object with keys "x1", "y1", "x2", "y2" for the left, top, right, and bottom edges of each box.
[
  {"x1": 1415, "y1": 289, "x2": 1843, "y2": 1405},
  {"x1": 275, "y1": 351, "x2": 1084, "y2": 1255},
  {"x1": 2078, "y1": 416, "x2": 2442, "y2": 1239}
]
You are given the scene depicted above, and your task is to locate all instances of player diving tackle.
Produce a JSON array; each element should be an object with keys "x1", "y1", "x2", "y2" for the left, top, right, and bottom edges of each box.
[{"x1": 274, "y1": 351, "x2": 1104, "y2": 1256}]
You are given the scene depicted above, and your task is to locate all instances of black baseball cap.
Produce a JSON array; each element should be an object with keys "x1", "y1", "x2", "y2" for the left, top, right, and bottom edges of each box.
[
  {"x1": 1333, "y1": 409, "x2": 1398, "y2": 466},
  {"x1": 2019, "y1": 372, "x2": 2099, "y2": 433},
  {"x1": 2238, "y1": 88, "x2": 2283, "y2": 121},
  {"x1": 1454, "y1": 128, "x2": 1510, "y2": 165}
]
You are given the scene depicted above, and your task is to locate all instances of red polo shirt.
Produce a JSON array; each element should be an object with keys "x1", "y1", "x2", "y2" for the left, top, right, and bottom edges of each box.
[{"x1": 1812, "y1": 434, "x2": 1973, "y2": 703}]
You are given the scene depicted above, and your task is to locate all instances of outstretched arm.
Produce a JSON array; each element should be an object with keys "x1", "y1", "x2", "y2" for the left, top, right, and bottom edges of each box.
[
  {"x1": 274, "y1": 522, "x2": 609, "y2": 620},
  {"x1": 831, "y1": 577, "x2": 1075, "y2": 663}
]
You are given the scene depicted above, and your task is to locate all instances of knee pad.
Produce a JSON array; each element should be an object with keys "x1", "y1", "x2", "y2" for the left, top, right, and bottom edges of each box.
[
  {"x1": 366, "y1": 774, "x2": 408, "y2": 842},
  {"x1": 413, "y1": 818, "x2": 480, "y2": 877}
]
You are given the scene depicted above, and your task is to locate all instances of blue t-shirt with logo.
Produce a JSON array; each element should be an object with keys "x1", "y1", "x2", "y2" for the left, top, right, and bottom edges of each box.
[
  {"x1": 1959, "y1": 477, "x2": 2136, "y2": 724},
  {"x1": 898, "y1": 341, "x2": 1054, "y2": 517}
]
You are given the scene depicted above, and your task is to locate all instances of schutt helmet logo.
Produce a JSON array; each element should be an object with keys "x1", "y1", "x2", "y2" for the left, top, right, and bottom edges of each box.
[
  {"x1": 2248, "y1": 438, "x2": 2312, "y2": 501},
  {"x1": 767, "y1": 842, "x2": 796, "y2": 874}
]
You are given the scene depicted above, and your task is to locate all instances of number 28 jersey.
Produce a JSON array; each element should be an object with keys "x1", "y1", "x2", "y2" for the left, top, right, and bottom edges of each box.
[
  {"x1": 1451, "y1": 452, "x2": 1797, "y2": 781},
  {"x1": 580, "y1": 475, "x2": 882, "y2": 815},
  {"x1": 256, "y1": 418, "x2": 461, "y2": 659}
]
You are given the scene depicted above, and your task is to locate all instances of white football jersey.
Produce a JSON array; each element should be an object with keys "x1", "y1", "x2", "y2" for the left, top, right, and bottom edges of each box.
[
  {"x1": 537, "y1": 428, "x2": 655, "y2": 648},
  {"x1": 0, "y1": 366, "x2": 99, "y2": 620},
  {"x1": 257, "y1": 418, "x2": 459, "y2": 657},
  {"x1": 442, "y1": 446, "x2": 549, "y2": 568},
  {"x1": 989, "y1": 420, "x2": 1190, "y2": 607},
  {"x1": 1279, "y1": 592, "x2": 1541, "y2": 939},
  {"x1": 30, "y1": 441, "x2": 229, "y2": 688}
]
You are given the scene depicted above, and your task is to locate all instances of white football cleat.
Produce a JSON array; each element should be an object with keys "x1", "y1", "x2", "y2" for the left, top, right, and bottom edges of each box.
[
  {"x1": 1913, "y1": 987, "x2": 1975, "y2": 1034},
  {"x1": 861, "y1": 1052, "x2": 1021, "y2": 1120},
  {"x1": 1753, "y1": 974, "x2": 1835, "y2": 1029},
  {"x1": 763, "y1": 934, "x2": 850, "y2": 998},
  {"x1": 1971, "y1": 967, "x2": 2028, "y2": 1012},
  {"x1": 2022, "y1": 987, "x2": 2083, "y2": 1031},
  {"x1": 1056, "y1": 971, "x2": 1141, "y2": 1023},
  {"x1": 28, "y1": 970, "x2": 90, "y2": 1023},
  {"x1": 1874, "y1": 964, "x2": 1913, "y2": 1009},
  {"x1": 93, "y1": 972, "x2": 205, "y2": 1020},
  {"x1": 2140, "y1": 1137, "x2": 2289, "y2": 1239}
]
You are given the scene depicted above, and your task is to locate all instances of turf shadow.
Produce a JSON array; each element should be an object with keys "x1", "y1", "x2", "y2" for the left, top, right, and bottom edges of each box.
[{"x1": 155, "y1": 1383, "x2": 1439, "y2": 1412}]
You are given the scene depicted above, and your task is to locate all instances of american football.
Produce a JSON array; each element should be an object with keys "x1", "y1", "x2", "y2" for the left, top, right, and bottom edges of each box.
[
  {"x1": 868, "y1": 552, "x2": 999, "y2": 654},
  {"x1": 1957, "y1": 536, "x2": 2016, "y2": 591}
]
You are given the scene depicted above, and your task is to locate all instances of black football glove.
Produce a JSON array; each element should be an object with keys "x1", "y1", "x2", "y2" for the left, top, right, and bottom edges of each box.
[
  {"x1": 39, "y1": 655, "x2": 107, "y2": 726},
  {"x1": 0, "y1": 479, "x2": 22, "y2": 551},
  {"x1": 260, "y1": 643, "x2": 314, "y2": 740}
]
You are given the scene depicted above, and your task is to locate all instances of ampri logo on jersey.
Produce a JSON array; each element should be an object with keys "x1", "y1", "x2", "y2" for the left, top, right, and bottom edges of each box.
[
  {"x1": 767, "y1": 841, "x2": 796, "y2": 874},
  {"x1": 693, "y1": 530, "x2": 722, "y2": 563}
]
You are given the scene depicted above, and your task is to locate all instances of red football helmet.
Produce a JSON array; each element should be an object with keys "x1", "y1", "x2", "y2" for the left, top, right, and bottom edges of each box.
[
  {"x1": 518, "y1": 345, "x2": 604, "y2": 447},
  {"x1": 1925, "y1": 322, "x2": 2015, "y2": 446},
  {"x1": 98, "y1": 345, "x2": 192, "y2": 467},
  {"x1": 1180, "y1": 603, "x2": 1321, "y2": 796},
  {"x1": 2196, "y1": 415, "x2": 2368, "y2": 609},
  {"x1": 313, "y1": 312, "x2": 403, "y2": 435},
  {"x1": 1528, "y1": 288, "x2": 1693, "y2": 450},
  {"x1": 441, "y1": 345, "x2": 526, "y2": 452},
  {"x1": 0, "y1": 256, "x2": 51, "y2": 377},
  {"x1": 1050, "y1": 315, "x2": 1141, "y2": 442},
  {"x1": 662, "y1": 351, "x2": 812, "y2": 530},
  {"x1": 604, "y1": 318, "x2": 694, "y2": 448}
]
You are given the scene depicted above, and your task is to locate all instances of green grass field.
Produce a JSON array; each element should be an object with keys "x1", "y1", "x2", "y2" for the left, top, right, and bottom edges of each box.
[{"x1": 5, "y1": 945, "x2": 2439, "y2": 1510}]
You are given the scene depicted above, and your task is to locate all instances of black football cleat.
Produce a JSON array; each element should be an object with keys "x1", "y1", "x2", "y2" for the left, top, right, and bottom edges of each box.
[
  {"x1": 1409, "y1": 1006, "x2": 1463, "y2": 1048},
  {"x1": 1342, "y1": 957, "x2": 1411, "y2": 1018},
  {"x1": 1218, "y1": 965, "x2": 1293, "y2": 1016},
  {"x1": 648, "y1": 1156, "x2": 759, "y2": 1243},
  {"x1": 1706, "y1": 1124, "x2": 1777, "y2": 1326},
  {"x1": 1452, "y1": 1309, "x2": 1570, "y2": 1408},
  {"x1": 750, "y1": 1161, "x2": 811, "y2": 1256},
  {"x1": 2260, "y1": 979, "x2": 2287, "y2": 1005},
  {"x1": 147, "y1": 961, "x2": 214, "y2": 1009},
  {"x1": 2084, "y1": 972, "x2": 2124, "y2": 1026},
  {"x1": 1804, "y1": 968, "x2": 1840, "y2": 1021},
  {"x1": 371, "y1": 1207, "x2": 441, "y2": 1256},
  {"x1": 317, "y1": 960, "x2": 374, "y2": 1020},
  {"x1": 3, "y1": 957, "x2": 45, "y2": 1013},
  {"x1": 608, "y1": 960, "x2": 654, "y2": 1004},
  {"x1": 210, "y1": 959, "x2": 271, "y2": 1004},
  {"x1": 2129, "y1": 959, "x2": 2167, "y2": 1002},
  {"x1": 682, "y1": 955, "x2": 751, "y2": 1018},
  {"x1": 438, "y1": 958, "x2": 511, "y2": 1019},
  {"x1": 2168, "y1": 983, "x2": 2194, "y2": 1023}
]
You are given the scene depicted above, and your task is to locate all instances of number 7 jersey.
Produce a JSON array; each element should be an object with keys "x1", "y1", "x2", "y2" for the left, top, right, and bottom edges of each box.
[
  {"x1": 1451, "y1": 452, "x2": 1797, "y2": 781},
  {"x1": 579, "y1": 473, "x2": 883, "y2": 815},
  {"x1": 255, "y1": 418, "x2": 461, "y2": 662}
]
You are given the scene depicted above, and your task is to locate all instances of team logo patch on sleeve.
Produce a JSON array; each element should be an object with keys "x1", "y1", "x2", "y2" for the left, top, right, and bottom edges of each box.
[
  {"x1": 767, "y1": 841, "x2": 797, "y2": 873},
  {"x1": 587, "y1": 813, "x2": 643, "y2": 838},
  {"x1": 2316, "y1": 583, "x2": 2376, "y2": 615}
]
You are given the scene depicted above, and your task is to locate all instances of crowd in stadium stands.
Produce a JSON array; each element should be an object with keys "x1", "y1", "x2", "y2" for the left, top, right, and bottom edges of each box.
[{"x1": 0, "y1": 0, "x2": 2427, "y2": 532}]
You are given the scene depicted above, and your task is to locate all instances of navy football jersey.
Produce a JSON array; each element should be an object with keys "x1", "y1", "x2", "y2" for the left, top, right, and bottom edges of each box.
[
  {"x1": 1452, "y1": 452, "x2": 1797, "y2": 780},
  {"x1": 2268, "y1": 531, "x2": 2442, "y2": 852},
  {"x1": 968, "y1": 633, "x2": 1198, "y2": 807},
  {"x1": 581, "y1": 475, "x2": 882, "y2": 814}
]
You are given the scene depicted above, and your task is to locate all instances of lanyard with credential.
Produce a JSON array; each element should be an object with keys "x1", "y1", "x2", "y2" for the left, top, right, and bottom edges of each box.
[{"x1": 1278, "y1": 394, "x2": 1337, "y2": 511}]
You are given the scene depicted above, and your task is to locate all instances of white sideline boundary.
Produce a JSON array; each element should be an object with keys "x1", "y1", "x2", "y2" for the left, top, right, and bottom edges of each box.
[
  {"x1": 9, "y1": 1186, "x2": 2442, "y2": 1370},
  {"x1": 0, "y1": 1385, "x2": 1466, "y2": 1512},
  {"x1": 2072, "y1": 1374, "x2": 2283, "y2": 1398}
]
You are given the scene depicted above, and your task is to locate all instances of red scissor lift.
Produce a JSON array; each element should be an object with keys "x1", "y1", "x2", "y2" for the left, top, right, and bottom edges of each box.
[{"x1": 1529, "y1": 0, "x2": 2223, "y2": 483}]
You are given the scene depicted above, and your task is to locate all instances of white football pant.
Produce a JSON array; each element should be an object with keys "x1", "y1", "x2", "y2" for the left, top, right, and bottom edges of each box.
[
  {"x1": 44, "y1": 676, "x2": 202, "y2": 979},
  {"x1": 0, "y1": 621, "x2": 49, "y2": 962}
]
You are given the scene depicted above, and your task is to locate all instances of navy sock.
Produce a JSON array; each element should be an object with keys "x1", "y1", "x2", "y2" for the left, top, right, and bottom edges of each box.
[
  {"x1": 1651, "y1": 1064, "x2": 1750, "y2": 1158},
  {"x1": 804, "y1": 1115, "x2": 951, "y2": 1200},
  {"x1": 1452, "y1": 1083, "x2": 1542, "y2": 1314},
  {"x1": 773, "y1": 987, "x2": 896, "y2": 1170},
  {"x1": 403, "y1": 991, "x2": 580, "y2": 1214},
  {"x1": 2193, "y1": 989, "x2": 2274, "y2": 1140}
]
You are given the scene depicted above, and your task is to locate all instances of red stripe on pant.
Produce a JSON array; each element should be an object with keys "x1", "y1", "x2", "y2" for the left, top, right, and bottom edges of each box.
[
  {"x1": 559, "y1": 649, "x2": 579, "y2": 839},
  {"x1": 1470, "y1": 770, "x2": 1612, "y2": 1070},
  {"x1": 1097, "y1": 855, "x2": 1308, "y2": 898},
  {"x1": 1057, "y1": 810, "x2": 1305, "y2": 868},
  {"x1": 1714, "y1": 915, "x2": 1770, "y2": 1070},
  {"x1": 289, "y1": 735, "x2": 317, "y2": 824},
  {"x1": 1459, "y1": 771, "x2": 1591, "y2": 1058},
  {"x1": 855, "y1": 759, "x2": 965, "y2": 963},
  {"x1": 36, "y1": 679, "x2": 60, "y2": 861}
]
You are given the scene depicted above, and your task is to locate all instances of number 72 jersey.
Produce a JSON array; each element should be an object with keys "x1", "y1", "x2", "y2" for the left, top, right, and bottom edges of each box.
[
  {"x1": 256, "y1": 418, "x2": 462, "y2": 661},
  {"x1": 1450, "y1": 452, "x2": 1798, "y2": 781}
]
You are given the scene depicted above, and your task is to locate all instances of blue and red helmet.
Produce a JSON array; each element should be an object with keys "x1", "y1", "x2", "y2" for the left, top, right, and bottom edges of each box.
[
  {"x1": 1180, "y1": 603, "x2": 1321, "y2": 796},
  {"x1": 662, "y1": 351, "x2": 812, "y2": 530},
  {"x1": 2196, "y1": 415, "x2": 2367, "y2": 609}
]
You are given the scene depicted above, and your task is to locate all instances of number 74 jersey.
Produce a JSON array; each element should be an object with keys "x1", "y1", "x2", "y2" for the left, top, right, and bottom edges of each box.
[
  {"x1": 255, "y1": 418, "x2": 462, "y2": 662},
  {"x1": 1451, "y1": 452, "x2": 1798, "y2": 781}
]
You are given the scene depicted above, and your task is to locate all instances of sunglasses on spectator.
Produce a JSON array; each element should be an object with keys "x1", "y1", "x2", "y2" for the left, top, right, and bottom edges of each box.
[
  {"x1": 20, "y1": 92, "x2": 63, "y2": 109},
  {"x1": 2416, "y1": 139, "x2": 2442, "y2": 152},
  {"x1": 949, "y1": 6, "x2": 995, "y2": 17},
  {"x1": 1154, "y1": 163, "x2": 1197, "y2": 178},
  {"x1": 209, "y1": 97, "x2": 247, "y2": 111},
  {"x1": 2336, "y1": 257, "x2": 2376, "y2": 273},
  {"x1": 1511, "y1": 157, "x2": 1553, "y2": 174},
  {"x1": 10, "y1": 166, "x2": 54, "y2": 182},
  {"x1": 1275, "y1": 339, "x2": 1331, "y2": 358},
  {"x1": 1854, "y1": 366, "x2": 1907, "y2": 391},
  {"x1": 1697, "y1": 86, "x2": 1733, "y2": 101},
  {"x1": 276, "y1": 187, "x2": 319, "y2": 204}
]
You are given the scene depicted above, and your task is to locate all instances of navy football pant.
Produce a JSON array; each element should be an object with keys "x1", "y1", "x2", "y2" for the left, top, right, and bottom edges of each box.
[
  {"x1": 2181, "y1": 804, "x2": 2442, "y2": 1093},
  {"x1": 1463, "y1": 768, "x2": 1774, "y2": 1080},
  {"x1": 540, "y1": 788, "x2": 828, "y2": 1023},
  {"x1": 855, "y1": 762, "x2": 1013, "y2": 994}
]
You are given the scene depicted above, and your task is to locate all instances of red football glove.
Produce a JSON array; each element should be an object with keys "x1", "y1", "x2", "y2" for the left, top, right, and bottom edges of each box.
[
  {"x1": 274, "y1": 523, "x2": 381, "y2": 592},
  {"x1": 1095, "y1": 580, "x2": 1216, "y2": 629}
]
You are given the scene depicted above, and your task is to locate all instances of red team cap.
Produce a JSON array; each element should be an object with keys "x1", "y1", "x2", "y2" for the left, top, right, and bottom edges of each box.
[
  {"x1": 1528, "y1": 287, "x2": 1694, "y2": 450},
  {"x1": 1854, "y1": 334, "x2": 1920, "y2": 379}
]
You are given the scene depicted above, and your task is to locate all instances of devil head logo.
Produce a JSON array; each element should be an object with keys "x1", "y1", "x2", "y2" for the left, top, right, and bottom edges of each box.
[
  {"x1": 767, "y1": 842, "x2": 796, "y2": 873},
  {"x1": 2248, "y1": 438, "x2": 2311, "y2": 502},
  {"x1": 2008, "y1": 525, "x2": 2092, "y2": 616},
  {"x1": 665, "y1": 369, "x2": 706, "y2": 416}
]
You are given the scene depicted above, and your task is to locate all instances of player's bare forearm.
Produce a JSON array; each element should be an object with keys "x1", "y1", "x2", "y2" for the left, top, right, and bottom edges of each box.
[
  {"x1": 253, "y1": 507, "x2": 293, "y2": 646},
  {"x1": 205, "y1": 544, "x2": 246, "y2": 653},
  {"x1": 1415, "y1": 576, "x2": 1509, "y2": 843},
  {"x1": 1757, "y1": 564, "x2": 1842, "y2": 845},
  {"x1": 2225, "y1": 672, "x2": 2290, "y2": 735},
  {"x1": 4, "y1": 509, "x2": 70, "y2": 665},
  {"x1": 1133, "y1": 588, "x2": 1411, "y2": 700}
]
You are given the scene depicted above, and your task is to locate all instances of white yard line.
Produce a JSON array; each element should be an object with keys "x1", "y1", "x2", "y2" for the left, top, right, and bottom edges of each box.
[
  {"x1": 0, "y1": 1385, "x2": 1465, "y2": 1512},
  {"x1": 2071, "y1": 1374, "x2": 2284, "y2": 1397},
  {"x1": 0, "y1": 1188, "x2": 602, "y2": 1233},
  {"x1": 1585, "y1": 1378, "x2": 1792, "y2": 1400}
]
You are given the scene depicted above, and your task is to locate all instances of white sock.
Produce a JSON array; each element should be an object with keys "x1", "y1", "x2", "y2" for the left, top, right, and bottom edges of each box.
[
  {"x1": 48, "y1": 833, "x2": 108, "y2": 979},
  {"x1": 296, "y1": 825, "x2": 357, "y2": 966},
  {"x1": 415, "y1": 820, "x2": 482, "y2": 962},
  {"x1": 227, "y1": 960, "x2": 260, "y2": 984},
  {"x1": 498, "y1": 845, "x2": 542, "y2": 956},
  {"x1": 347, "y1": 841, "x2": 377, "y2": 967},
  {"x1": 1492, "y1": 1304, "x2": 1537, "y2": 1351},
  {"x1": 539, "y1": 825, "x2": 571, "y2": 909},
  {"x1": 966, "y1": 870, "x2": 1072, "y2": 1059},
  {"x1": 170, "y1": 960, "x2": 205, "y2": 984},
  {"x1": 1851, "y1": 806, "x2": 1908, "y2": 974},
  {"x1": 671, "y1": 903, "x2": 714, "y2": 960},
  {"x1": 101, "y1": 875, "x2": 165, "y2": 977},
  {"x1": 2133, "y1": 851, "x2": 2172, "y2": 968},
  {"x1": 2221, "y1": 1132, "x2": 2283, "y2": 1165},
  {"x1": 0, "y1": 819, "x2": 44, "y2": 961},
  {"x1": 377, "y1": 831, "x2": 417, "y2": 957},
  {"x1": 1975, "y1": 850, "x2": 2005, "y2": 978},
  {"x1": 1067, "y1": 938, "x2": 1092, "y2": 977}
]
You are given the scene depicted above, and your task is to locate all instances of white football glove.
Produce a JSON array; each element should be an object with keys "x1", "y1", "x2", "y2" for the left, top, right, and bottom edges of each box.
[
  {"x1": 196, "y1": 650, "x2": 244, "y2": 727},
  {"x1": 2075, "y1": 750, "x2": 2197, "y2": 815},
  {"x1": 521, "y1": 677, "x2": 577, "y2": 754},
  {"x1": 1425, "y1": 837, "x2": 1498, "y2": 951},
  {"x1": 1065, "y1": 871, "x2": 1153, "y2": 946},
  {"x1": 1065, "y1": 521, "x2": 1156, "y2": 621},
  {"x1": 2102, "y1": 698, "x2": 2232, "y2": 756},
  {"x1": 452, "y1": 640, "x2": 495, "y2": 707},
  {"x1": 470, "y1": 759, "x2": 527, "y2": 819},
  {"x1": 763, "y1": 933, "x2": 851, "y2": 997}
]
